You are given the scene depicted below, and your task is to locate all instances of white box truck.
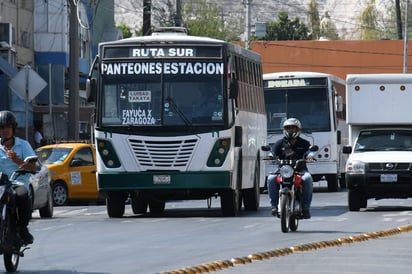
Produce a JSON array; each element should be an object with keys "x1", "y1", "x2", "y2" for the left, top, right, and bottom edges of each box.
[{"x1": 343, "y1": 73, "x2": 412, "y2": 211}]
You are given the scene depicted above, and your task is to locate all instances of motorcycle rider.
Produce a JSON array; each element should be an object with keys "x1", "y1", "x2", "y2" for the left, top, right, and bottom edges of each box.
[
  {"x1": 0, "y1": 110, "x2": 35, "y2": 244},
  {"x1": 267, "y1": 118, "x2": 315, "y2": 219}
]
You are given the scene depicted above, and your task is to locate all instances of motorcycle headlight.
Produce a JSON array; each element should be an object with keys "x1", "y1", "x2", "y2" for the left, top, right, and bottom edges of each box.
[{"x1": 279, "y1": 165, "x2": 294, "y2": 179}]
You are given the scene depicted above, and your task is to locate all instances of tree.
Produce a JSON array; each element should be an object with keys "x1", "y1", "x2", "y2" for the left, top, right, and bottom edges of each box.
[
  {"x1": 152, "y1": 0, "x2": 177, "y2": 27},
  {"x1": 263, "y1": 11, "x2": 311, "y2": 41},
  {"x1": 182, "y1": 2, "x2": 243, "y2": 41},
  {"x1": 358, "y1": 0, "x2": 381, "y2": 39},
  {"x1": 319, "y1": 11, "x2": 339, "y2": 40},
  {"x1": 307, "y1": 0, "x2": 321, "y2": 40},
  {"x1": 117, "y1": 24, "x2": 132, "y2": 38}
]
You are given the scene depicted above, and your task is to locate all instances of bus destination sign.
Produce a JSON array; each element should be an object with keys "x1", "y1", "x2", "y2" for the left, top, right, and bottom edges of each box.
[
  {"x1": 264, "y1": 77, "x2": 327, "y2": 88},
  {"x1": 103, "y1": 46, "x2": 222, "y2": 59}
]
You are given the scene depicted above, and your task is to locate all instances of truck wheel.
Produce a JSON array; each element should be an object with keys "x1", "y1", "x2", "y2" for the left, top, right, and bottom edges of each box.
[
  {"x1": 106, "y1": 191, "x2": 126, "y2": 218},
  {"x1": 348, "y1": 189, "x2": 362, "y2": 211},
  {"x1": 339, "y1": 173, "x2": 346, "y2": 189},
  {"x1": 326, "y1": 174, "x2": 339, "y2": 192}
]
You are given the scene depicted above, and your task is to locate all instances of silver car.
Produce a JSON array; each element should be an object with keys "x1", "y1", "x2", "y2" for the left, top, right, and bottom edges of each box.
[{"x1": 27, "y1": 157, "x2": 54, "y2": 218}]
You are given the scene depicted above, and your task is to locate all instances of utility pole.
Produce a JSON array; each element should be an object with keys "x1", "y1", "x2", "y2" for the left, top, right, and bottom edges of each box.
[
  {"x1": 396, "y1": 0, "x2": 403, "y2": 39},
  {"x1": 404, "y1": 0, "x2": 409, "y2": 73},
  {"x1": 175, "y1": 0, "x2": 182, "y2": 27},
  {"x1": 244, "y1": 0, "x2": 252, "y2": 49},
  {"x1": 143, "y1": 0, "x2": 151, "y2": 35},
  {"x1": 68, "y1": 0, "x2": 79, "y2": 140}
]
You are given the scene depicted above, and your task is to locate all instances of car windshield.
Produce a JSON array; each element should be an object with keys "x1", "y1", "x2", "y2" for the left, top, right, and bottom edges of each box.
[
  {"x1": 36, "y1": 147, "x2": 73, "y2": 164},
  {"x1": 354, "y1": 130, "x2": 412, "y2": 152}
]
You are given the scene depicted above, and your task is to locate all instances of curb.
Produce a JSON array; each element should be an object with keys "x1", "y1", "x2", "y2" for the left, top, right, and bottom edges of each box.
[{"x1": 159, "y1": 224, "x2": 412, "y2": 274}]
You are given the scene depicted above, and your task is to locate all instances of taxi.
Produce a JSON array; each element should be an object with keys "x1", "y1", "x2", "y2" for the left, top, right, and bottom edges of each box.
[{"x1": 35, "y1": 143, "x2": 101, "y2": 206}]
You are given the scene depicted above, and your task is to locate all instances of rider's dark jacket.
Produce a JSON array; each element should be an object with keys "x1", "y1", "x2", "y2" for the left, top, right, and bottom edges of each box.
[{"x1": 271, "y1": 137, "x2": 311, "y2": 171}]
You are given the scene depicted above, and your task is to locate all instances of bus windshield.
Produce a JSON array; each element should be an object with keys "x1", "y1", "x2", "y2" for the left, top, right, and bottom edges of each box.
[
  {"x1": 264, "y1": 87, "x2": 330, "y2": 133},
  {"x1": 100, "y1": 63, "x2": 224, "y2": 127}
]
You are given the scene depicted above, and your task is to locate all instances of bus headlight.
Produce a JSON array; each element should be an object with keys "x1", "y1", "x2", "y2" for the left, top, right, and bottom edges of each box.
[
  {"x1": 96, "y1": 138, "x2": 121, "y2": 168},
  {"x1": 207, "y1": 138, "x2": 231, "y2": 167}
]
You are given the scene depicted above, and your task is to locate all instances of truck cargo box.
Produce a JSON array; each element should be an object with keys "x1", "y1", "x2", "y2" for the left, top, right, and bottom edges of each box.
[{"x1": 346, "y1": 73, "x2": 412, "y2": 125}]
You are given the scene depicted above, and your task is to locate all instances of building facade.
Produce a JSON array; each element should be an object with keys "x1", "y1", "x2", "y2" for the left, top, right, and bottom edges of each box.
[{"x1": 0, "y1": 0, "x2": 121, "y2": 145}]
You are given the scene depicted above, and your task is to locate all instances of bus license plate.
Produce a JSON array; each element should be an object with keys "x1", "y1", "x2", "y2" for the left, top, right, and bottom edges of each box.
[
  {"x1": 153, "y1": 175, "x2": 171, "y2": 184},
  {"x1": 380, "y1": 174, "x2": 397, "y2": 183}
]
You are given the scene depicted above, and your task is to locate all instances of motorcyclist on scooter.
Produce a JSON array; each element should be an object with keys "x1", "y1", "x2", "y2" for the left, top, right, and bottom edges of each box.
[
  {"x1": 267, "y1": 118, "x2": 315, "y2": 219},
  {"x1": 0, "y1": 110, "x2": 35, "y2": 244}
]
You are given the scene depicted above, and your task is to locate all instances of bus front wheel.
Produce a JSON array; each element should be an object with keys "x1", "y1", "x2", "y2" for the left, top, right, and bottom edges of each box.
[
  {"x1": 220, "y1": 189, "x2": 240, "y2": 217},
  {"x1": 106, "y1": 191, "x2": 126, "y2": 218},
  {"x1": 131, "y1": 191, "x2": 148, "y2": 214}
]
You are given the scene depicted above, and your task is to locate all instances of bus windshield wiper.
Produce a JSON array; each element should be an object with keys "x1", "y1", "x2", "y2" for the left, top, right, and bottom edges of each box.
[{"x1": 166, "y1": 96, "x2": 194, "y2": 127}]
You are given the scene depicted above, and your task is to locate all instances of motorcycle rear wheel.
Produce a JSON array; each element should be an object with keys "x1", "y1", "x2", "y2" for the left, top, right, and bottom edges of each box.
[
  {"x1": 4, "y1": 251, "x2": 20, "y2": 272},
  {"x1": 280, "y1": 194, "x2": 291, "y2": 233}
]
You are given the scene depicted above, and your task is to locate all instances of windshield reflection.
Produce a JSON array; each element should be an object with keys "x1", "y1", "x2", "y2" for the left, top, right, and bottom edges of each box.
[{"x1": 101, "y1": 71, "x2": 224, "y2": 127}]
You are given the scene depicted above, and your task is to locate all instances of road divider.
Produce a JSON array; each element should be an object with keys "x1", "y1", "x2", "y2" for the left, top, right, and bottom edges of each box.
[{"x1": 160, "y1": 224, "x2": 412, "y2": 274}]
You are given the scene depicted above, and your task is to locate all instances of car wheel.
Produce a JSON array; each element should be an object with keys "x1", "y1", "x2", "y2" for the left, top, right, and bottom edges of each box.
[
  {"x1": 28, "y1": 185, "x2": 34, "y2": 219},
  {"x1": 39, "y1": 188, "x2": 54, "y2": 218},
  {"x1": 52, "y1": 182, "x2": 68, "y2": 206},
  {"x1": 348, "y1": 188, "x2": 362, "y2": 211}
]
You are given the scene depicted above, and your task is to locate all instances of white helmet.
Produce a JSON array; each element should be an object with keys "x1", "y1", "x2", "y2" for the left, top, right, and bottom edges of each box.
[{"x1": 283, "y1": 118, "x2": 302, "y2": 139}]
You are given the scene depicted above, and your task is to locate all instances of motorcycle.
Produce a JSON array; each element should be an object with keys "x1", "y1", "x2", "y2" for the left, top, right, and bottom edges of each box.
[
  {"x1": 262, "y1": 145, "x2": 318, "y2": 233},
  {"x1": 0, "y1": 156, "x2": 38, "y2": 272}
]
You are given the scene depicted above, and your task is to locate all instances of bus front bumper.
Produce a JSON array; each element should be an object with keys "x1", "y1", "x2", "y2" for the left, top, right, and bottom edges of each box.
[{"x1": 97, "y1": 171, "x2": 232, "y2": 191}]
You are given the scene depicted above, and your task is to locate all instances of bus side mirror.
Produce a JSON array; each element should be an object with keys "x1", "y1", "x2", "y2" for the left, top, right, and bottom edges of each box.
[
  {"x1": 234, "y1": 126, "x2": 242, "y2": 147},
  {"x1": 343, "y1": 146, "x2": 352, "y2": 154},
  {"x1": 86, "y1": 78, "x2": 96, "y2": 102},
  {"x1": 229, "y1": 81, "x2": 238, "y2": 99},
  {"x1": 335, "y1": 95, "x2": 343, "y2": 112},
  {"x1": 337, "y1": 130, "x2": 341, "y2": 145}
]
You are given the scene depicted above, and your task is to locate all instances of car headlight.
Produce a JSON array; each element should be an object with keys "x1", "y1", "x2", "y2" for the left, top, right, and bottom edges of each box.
[
  {"x1": 279, "y1": 165, "x2": 294, "y2": 178},
  {"x1": 346, "y1": 160, "x2": 365, "y2": 174}
]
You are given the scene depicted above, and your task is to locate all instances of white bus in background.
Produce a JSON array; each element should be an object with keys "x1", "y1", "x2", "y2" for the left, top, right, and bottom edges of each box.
[
  {"x1": 263, "y1": 71, "x2": 348, "y2": 191},
  {"x1": 87, "y1": 28, "x2": 267, "y2": 217}
]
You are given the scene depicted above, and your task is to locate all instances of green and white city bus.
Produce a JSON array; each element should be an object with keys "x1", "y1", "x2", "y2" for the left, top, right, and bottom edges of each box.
[{"x1": 87, "y1": 29, "x2": 267, "y2": 217}]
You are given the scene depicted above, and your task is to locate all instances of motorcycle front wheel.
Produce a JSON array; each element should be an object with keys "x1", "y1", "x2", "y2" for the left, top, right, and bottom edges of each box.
[
  {"x1": 2, "y1": 211, "x2": 21, "y2": 273},
  {"x1": 4, "y1": 251, "x2": 20, "y2": 272},
  {"x1": 280, "y1": 194, "x2": 291, "y2": 233},
  {"x1": 289, "y1": 195, "x2": 300, "y2": 232}
]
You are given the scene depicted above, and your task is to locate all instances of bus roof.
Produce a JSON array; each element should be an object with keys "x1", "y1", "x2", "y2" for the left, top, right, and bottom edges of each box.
[
  {"x1": 98, "y1": 33, "x2": 261, "y2": 62},
  {"x1": 100, "y1": 34, "x2": 225, "y2": 47},
  {"x1": 263, "y1": 71, "x2": 345, "y2": 84}
]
